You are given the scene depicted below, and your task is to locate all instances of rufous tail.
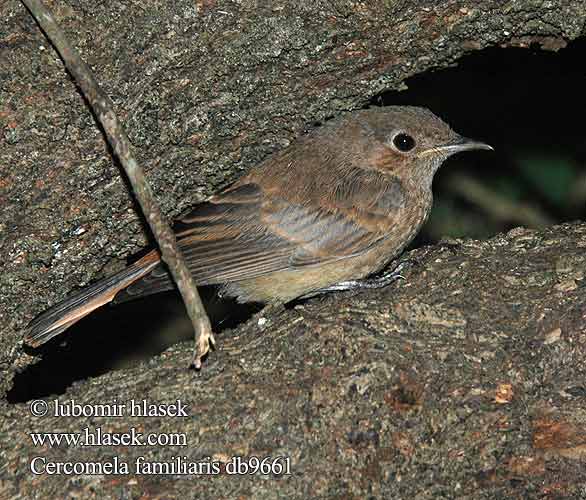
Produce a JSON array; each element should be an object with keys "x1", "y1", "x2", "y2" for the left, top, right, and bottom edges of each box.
[{"x1": 24, "y1": 251, "x2": 160, "y2": 347}]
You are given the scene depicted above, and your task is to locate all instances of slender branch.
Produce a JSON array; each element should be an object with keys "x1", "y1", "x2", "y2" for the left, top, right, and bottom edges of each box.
[
  {"x1": 448, "y1": 174, "x2": 555, "y2": 228},
  {"x1": 21, "y1": 0, "x2": 214, "y2": 368}
]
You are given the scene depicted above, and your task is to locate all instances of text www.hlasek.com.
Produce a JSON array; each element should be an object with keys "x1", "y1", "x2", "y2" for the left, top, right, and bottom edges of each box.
[{"x1": 30, "y1": 427, "x2": 186, "y2": 447}]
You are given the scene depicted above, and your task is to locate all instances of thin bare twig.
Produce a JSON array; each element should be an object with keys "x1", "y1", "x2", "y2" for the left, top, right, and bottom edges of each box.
[
  {"x1": 21, "y1": 0, "x2": 214, "y2": 368},
  {"x1": 448, "y1": 174, "x2": 555, "y2": 228}
]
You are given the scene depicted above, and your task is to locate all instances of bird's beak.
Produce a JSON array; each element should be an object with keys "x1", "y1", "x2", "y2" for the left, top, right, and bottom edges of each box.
[{"x1": 419, "y1": 136, "x2": 493, "y2": 157}]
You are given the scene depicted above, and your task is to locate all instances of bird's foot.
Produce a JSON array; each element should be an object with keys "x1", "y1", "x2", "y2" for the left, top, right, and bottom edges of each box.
[{"x1": 309, "y1": 259, "x2": 414, "y2": 296}]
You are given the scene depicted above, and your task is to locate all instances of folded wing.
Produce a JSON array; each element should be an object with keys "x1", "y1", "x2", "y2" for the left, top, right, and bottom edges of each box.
[{"x1": 117, "y1": 177, "x2": 396, "y2": 300}]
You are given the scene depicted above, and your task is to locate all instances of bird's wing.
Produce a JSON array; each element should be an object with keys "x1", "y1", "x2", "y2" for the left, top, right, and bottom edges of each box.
[{"x1": 119, "y1": 173, "x2": 405, "y2": 299}]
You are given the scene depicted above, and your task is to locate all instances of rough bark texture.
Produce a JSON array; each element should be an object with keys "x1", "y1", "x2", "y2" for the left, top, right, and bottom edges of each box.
[
  {"x1": 1, "y1": 0, "x2": 585, "y2": 498},
  {"x1": 2, "y1": 223, "x2": 586, "y2": 498}
]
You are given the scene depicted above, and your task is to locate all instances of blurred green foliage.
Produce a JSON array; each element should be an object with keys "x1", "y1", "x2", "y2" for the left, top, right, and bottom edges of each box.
[{"x1": 517, "y1": 154, "x2": 581, "y2": 207}]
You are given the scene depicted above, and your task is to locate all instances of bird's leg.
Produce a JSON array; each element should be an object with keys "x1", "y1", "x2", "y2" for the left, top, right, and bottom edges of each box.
[{"x1": 305, "y1": 260, "x2": 413, "y2": 297}]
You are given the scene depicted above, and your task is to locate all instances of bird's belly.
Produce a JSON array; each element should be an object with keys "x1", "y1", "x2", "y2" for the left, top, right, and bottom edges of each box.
[
  {"x1": 222, "y1": 256, "x2": 374, "y2": 304},
  {"x1": 225, "y1": 195, "x2": 432, "y2": 304}
]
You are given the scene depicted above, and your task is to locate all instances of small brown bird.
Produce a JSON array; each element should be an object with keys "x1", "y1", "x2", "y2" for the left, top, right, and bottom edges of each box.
[{"x1": 24, "y1": 106, "x2": 491, "y2": 347}]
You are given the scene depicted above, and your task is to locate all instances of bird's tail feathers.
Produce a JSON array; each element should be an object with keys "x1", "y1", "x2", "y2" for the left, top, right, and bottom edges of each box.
[{"x1": 24, "y1": 251, "x2": 160, "y2": 347}]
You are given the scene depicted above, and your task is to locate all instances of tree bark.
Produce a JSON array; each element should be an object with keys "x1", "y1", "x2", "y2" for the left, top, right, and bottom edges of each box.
[{"x1": 1, "y1": 0, "x2": 585, "y2": 497}]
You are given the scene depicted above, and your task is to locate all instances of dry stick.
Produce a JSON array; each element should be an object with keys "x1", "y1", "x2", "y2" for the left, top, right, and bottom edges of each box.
[
  {"x1": 448, "y1": 174, "x2": 554, "y2": 228},
  {"x1": 21, "y1": 0, "x2": 214, "y2": 369}
]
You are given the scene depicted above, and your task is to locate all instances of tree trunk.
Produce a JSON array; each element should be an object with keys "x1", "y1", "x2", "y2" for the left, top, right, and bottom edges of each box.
[{"x1": 1, "y1": 0, "x2": 585, "y2": 497}]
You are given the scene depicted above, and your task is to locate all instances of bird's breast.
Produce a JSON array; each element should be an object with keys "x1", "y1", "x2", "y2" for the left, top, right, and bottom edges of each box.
[{"x1": 365, "y1": 185, "x2": 433, "y2": 271}]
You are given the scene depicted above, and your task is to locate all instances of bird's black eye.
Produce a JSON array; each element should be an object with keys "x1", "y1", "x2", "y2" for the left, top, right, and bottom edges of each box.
[{"x1": 392, "y1": 133, "x2": 416, "y2": 152}]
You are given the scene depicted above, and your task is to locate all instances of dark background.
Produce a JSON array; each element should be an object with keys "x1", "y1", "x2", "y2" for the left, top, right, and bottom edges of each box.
[
  {"x1": 11, "y1": 41, "x2": 586, "y2": 402},
  {"x1": 389, "y1": 40, "x2": 586, "y2": 244}
]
